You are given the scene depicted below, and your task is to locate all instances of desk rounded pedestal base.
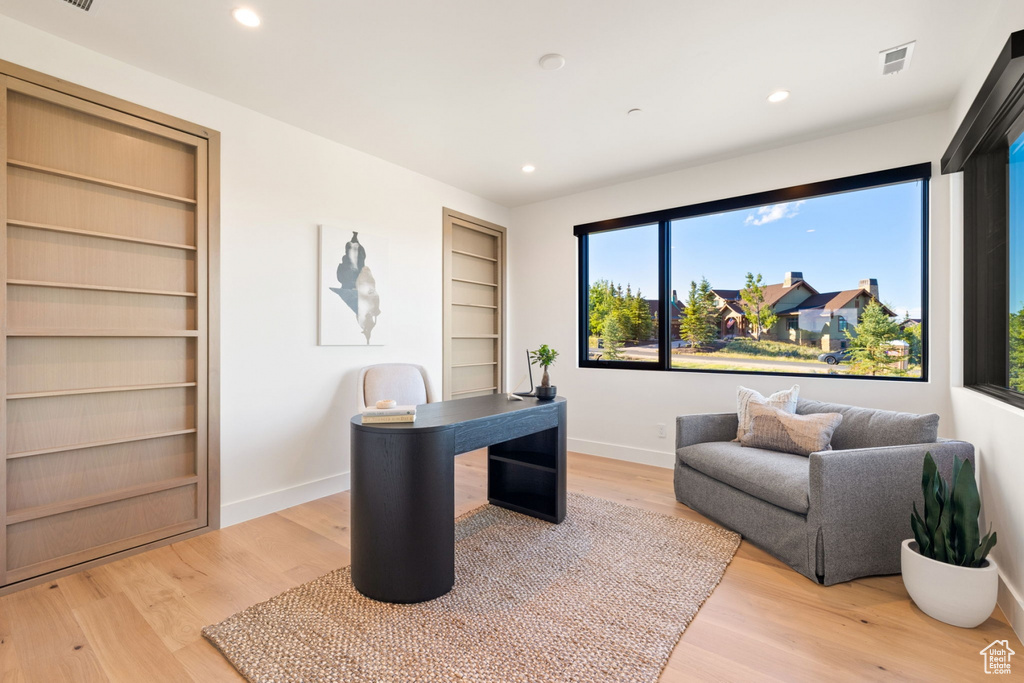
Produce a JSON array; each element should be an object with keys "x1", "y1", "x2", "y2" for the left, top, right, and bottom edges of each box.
[{"x1": 350, "y1": 427, "x2": 455, "y2": 603}]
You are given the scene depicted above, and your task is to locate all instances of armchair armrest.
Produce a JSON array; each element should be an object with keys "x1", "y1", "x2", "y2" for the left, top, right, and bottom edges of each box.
[
  {"x1": 808, "y1": 438, "x2": 974, "y2": 584},
  {"x1": 675, "y1": 413, "x2": 738, "y2": 450}
]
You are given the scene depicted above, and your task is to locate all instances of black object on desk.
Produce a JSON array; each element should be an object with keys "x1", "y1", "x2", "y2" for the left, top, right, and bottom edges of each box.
[{"x1": 350, "y1": 394, "x2": 567, "y2": 603}]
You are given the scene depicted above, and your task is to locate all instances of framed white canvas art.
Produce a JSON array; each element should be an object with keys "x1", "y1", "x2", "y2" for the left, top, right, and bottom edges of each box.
[{"x1": 319, "y1": 225, "x2": 388, "y2": 345}]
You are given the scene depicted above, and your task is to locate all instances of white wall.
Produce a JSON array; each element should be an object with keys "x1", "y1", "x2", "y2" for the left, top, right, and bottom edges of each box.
[
  {"x1": 0, "y1": 15, "x2": 510, "y2": 525},
  {"x1": 509, "y1": 111, "x2": 953, "y2": 467},
  {"x1": 944, "y1": 5, "x2": 1024, "y2": 640}
]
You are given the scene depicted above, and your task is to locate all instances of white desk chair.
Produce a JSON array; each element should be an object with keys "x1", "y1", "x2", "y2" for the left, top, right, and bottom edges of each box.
[{"x1": 357, "y1": 363, "x2": 434, "y2": 411}]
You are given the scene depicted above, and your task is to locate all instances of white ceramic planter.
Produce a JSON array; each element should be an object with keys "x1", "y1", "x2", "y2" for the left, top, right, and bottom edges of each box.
[{"x1": 901, "y1": 539, "x2": 998, "y2": 628}]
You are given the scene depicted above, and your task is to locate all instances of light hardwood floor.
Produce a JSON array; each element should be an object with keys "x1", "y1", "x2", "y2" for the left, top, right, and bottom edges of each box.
[{"x1": 0, "y1": 451, "x2": 1019, "y2": 682}]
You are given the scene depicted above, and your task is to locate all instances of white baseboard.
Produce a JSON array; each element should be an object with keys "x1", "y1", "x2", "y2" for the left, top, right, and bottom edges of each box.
[
  {"x1": 568, "y1": 438, "x2": 674, "y2": 469},
  {"x1": 999, "y1": 571, "x2": 1024, "y2": 643},
  {"x1": 220, "y1": 471, "x2": 351, "y2": 527}
]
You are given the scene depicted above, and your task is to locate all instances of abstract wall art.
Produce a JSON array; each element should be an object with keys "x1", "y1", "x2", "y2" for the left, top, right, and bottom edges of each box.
[{"x1": 318, "y1": 225, "x2": 388, "y2": 345}]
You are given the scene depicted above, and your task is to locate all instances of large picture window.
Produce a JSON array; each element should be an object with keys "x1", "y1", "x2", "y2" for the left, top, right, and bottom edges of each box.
[
  {"x1": 948, "y1": 29, "x2": 1024, "y2": 407},
  {"x1": 576, "y1": 164, "x2": 930, "y2": 381}
]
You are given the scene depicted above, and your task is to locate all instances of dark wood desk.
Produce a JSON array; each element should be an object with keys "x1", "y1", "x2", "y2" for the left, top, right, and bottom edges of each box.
[{"x1": 350, "y1": 395, "x2": 566, "y2": 603}]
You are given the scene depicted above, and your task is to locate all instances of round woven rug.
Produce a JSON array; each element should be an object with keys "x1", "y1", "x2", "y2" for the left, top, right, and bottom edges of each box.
[{"x1": 203, "y1": 493, "x2": 740, "y2": 682}]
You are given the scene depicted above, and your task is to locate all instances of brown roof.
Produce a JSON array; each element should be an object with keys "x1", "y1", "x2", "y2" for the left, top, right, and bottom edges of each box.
[
  {"x1": 715, "y1": 281, "x2": 818, "y2": 306},
  {"x1": 720, "y1": 301, "x2": 745, "y2": 315},
  {"x1": 759, "y1": 281, "x2": 819, "y2": 307},
  {"x1": 646, "y1": 299, "x2": 683, "y2": 321},
  {"x1": 711, "y1": 289, "x2": 740, "y2": 301},
  {"x1": 775, "y1": 289, "x2": 896, "y2": 317}
]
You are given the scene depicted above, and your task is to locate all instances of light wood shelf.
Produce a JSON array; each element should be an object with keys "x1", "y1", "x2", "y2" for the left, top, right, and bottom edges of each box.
[
  {"x1": 7, "y1": 429, "x2": 198, "y2": 460},
  {"x1": 451, "y1": 249, "x2": 498, "y2": 262},
  {"x1": 451, "y1": 334, "x2": 499, "y2": 339},
  {"x1": 7, "y1": 279, "x2": 197, "y2": 298},
  {"x1": 7, "y1": 159, "x2": 198, "y2": 205},
  {"x1": 452, "y1": 302, "x2": 498, "y2": 309},
  {"x1": 451, "y1": 277, "x2": 498, "y2": 288},
  {"x1": 7, "y1": 219, "x2": 197, "y2": 251},
  {"x1": 7, "y1": 329, "x2": 200, "y2": 337},
  {"x1": 452, "y1": 362, "x2": 498, "y2": 368},
  {"x1": 6, "y1": 476, "x2": 199, "y2": 526},
  {"x1": 451, "y1": 386, "x2": 498, "y2": 395},
  {"x1": 7, "y1": 382, "x2": 197, "y2": 400}
]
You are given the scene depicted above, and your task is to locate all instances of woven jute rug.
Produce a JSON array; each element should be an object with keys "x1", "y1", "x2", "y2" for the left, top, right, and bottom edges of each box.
[{"x1": 203, "y1": 493, "x2": 740, "y2": 682}]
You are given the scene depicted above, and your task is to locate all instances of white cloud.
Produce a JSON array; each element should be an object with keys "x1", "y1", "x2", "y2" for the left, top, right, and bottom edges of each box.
[
  {"x1": 744, "y1": 201, "x2": 805, "y2": 226},
  {"x1": 806, "y1": 229, "x2": 815, "y2": 233}
]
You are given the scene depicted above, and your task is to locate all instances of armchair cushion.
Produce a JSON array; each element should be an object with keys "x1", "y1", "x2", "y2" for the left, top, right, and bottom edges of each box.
[
  {"x1": 676, "y1": 441, "x2": 810, "y2": 514},
  {"x1": 797, "y1": 399, "x2": 938, "y2": 450}
]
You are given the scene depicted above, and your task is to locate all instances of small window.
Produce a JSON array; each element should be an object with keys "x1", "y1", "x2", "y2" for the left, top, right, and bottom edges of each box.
[{"x1": 581, "y1": 224, "x2": 659, "y2": 366}]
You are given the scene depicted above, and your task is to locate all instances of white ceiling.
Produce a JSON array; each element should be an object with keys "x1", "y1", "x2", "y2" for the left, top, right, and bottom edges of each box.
[{"x1": 0, "y1": 0, "x2": 1002, "y2": 206}]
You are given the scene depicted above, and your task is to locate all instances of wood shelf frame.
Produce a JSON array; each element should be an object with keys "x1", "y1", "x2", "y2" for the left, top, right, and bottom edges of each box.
[
  {"x1": 7, "y1": 159, "x2": 198, "y2": 205},
  {"x1": 6, "y1": 475, "x2": 199, "y2": 525},
  {"x1": 7, "y1": 428, "x2": 198, "y2": 460},
  {"x1": 7, "y1": 279, "x2": 197, "y2": 298},
  {"x1": 451, "y1": 249, "x2": 498, "y2": 262},
  {"x1": 451, "y1": 277, "x2": 498, "y2": 288},
  {"x1": 7, "y1": 219, "x2": 197, "y2": 251},
  {"x1": 7, "y1": 382, "x2": 197, "y2": 400},
  {"x1": 6, "y1": 329, "x2": 200, "y2": 337},
  {"x1": 451, "y1": 386, "x2": 498, "y2": 395}
]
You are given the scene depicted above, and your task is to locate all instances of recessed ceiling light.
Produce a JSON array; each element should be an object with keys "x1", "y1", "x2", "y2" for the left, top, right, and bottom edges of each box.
[
  {"x1": 232, "y1": 8, "x2": 261, "y2": 27},
  {"x1": 538, "y1": 54, "x2": 566, "y2": 71},
  {"x1": 522, "y1": 164, "x2": 536, "y2": 174},
  {"x1": 767, "y1": 90, "x2": 790, "y2": 103}
]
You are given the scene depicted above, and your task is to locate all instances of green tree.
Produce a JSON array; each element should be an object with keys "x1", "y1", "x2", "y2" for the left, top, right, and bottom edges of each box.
[
  {"x1": 624, "y1": 287, "x2": 655, "y2": 341},
  {"x1": 601, "y1": 314, "x2": 625, "y2": 360},
  {"x1": 1011, "y1": 307, "x2": 1024, "y2": 392},
  {"x1": 588, "y1": 279, "x2": 616, "y2": 338},
  {"x1": 679, "y1": 277, "x2": 717, "y2": 348},
  {"x1": 740, "y1": 272, "x2": 778, "y2": 341},
  {"x1": 845, "y1": 300, "x2": 904, "y2": 375},
  {"x1": 900, "y1": 312, "x2": 923, "y2": 367}
]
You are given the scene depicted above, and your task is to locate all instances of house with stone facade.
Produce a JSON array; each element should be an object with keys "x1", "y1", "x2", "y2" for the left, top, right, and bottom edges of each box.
[{"x1": 712, "y1": 272, "x2": 895, "y2": 350}]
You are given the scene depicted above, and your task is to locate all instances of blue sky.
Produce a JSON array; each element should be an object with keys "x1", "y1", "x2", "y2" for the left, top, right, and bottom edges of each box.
[
  {"x1": 588, "y1": 180, "x2": 925, "y2": 319},
  {"x1": 1011, "y1": 131, "x2": 1024, "y2": 314}
]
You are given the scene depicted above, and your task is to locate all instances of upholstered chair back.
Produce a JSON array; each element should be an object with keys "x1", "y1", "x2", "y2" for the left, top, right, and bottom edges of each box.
[{"x1": 358, "y1": 363, "x2": 433, "y2": 410}]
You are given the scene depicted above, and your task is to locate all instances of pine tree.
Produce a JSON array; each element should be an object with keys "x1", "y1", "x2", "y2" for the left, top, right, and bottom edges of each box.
[
  {"x1": 845, "y1": 300, "x2": 904, "y2": 375},
  {"x1": 679, "y1": 278, "x2": 717, "y2": 348},
  {"x1": 626, "y1": 288, "x2": 655, "y2": 341},
  {"x1": 739, "y1": 272, "x2": 778, "y2": 341},
  {"x1": 601, "y1": 314, "x2": 625, "y2": 360}
]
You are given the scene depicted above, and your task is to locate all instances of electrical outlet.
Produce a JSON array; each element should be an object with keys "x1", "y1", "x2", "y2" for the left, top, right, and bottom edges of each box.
[{"x1": 656, "y1": 423, "x2": 667, "y2": 439}]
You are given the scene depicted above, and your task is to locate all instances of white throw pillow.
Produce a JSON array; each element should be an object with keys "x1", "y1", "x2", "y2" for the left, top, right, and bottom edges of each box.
[
  {"x1": 740, "y1": 401, "x2": 842, "y2": 456},
  {"x1": 735, "y1": 385, "x2": 800, "y2": 441}
]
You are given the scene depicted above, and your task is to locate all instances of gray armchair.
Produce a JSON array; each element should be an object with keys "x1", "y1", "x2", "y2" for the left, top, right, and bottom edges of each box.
[{"x1": 674, "y1": 399, "x2": 974, "y2": 585}]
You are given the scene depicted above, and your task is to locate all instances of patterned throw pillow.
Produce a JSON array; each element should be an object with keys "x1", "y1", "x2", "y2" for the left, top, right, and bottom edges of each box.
[
  {"x1": 740, "y1": 401, "x2": 843, "y2": 456},
  {"x1": 735, "y1": 385, "x2": 800, "y2": 441}
]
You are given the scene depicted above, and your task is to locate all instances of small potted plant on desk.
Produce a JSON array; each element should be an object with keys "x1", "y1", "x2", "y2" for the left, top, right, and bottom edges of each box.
[
  {"x1": 530, "y1": 344, "x2": 559, "y2": 400},
  {"x1": 902, "y1": 452, "x2": 998, "y2": 628}
]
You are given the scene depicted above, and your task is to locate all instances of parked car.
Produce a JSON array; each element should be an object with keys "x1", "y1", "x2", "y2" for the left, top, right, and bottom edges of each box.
[{"x1": 818, "y1": 349, "x2": 851, "y2": 365}]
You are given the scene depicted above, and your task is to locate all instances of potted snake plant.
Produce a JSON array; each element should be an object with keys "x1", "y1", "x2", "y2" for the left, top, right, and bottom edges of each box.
[
  {"x1": 901, "y1": 452, "x2": 998, "y2": 628},
  {"x1": 530, "y1": 345, "x2": 559, "y2": 400}
]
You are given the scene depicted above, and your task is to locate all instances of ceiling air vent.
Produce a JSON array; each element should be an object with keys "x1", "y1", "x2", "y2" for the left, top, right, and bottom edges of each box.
[
  {"x1": 879, "y1": 41, "x2": 915, "y2": 76},
  {"x1": 62, "y1": 0, "x2": 94, "y2": 10}
]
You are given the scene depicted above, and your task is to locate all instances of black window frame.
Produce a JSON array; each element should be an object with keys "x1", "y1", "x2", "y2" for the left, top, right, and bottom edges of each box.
[
  {"x1": 575, "y1": 163, "x2": 932, "y2": 381},
  {"x1": 944, "y1": 29, "x2": 1024, "y2": 409}
]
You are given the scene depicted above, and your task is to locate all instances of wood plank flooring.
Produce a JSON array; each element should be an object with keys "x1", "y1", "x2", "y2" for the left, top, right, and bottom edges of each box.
[{"x1": 0, "y1": 450, "x2": 1019, "y2": 682}]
